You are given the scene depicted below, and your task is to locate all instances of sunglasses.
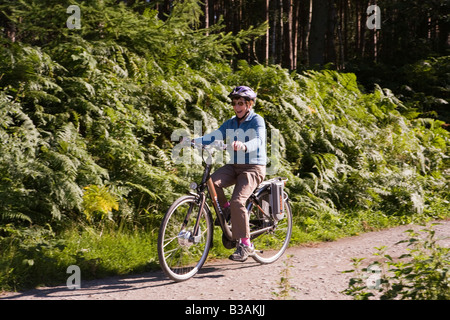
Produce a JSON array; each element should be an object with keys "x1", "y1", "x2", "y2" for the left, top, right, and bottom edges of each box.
[{"x1": 231, "y1": 101, "x2": 247, "y2": 107}]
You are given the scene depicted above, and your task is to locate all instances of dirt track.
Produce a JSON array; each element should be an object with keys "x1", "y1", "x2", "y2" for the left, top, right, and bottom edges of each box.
[{"x1": 1, "y1": 220, "x2": 449, "y2": 300}]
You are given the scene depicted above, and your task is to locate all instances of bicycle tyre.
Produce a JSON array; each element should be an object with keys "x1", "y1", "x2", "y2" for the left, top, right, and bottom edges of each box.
[
  {"x1": 249, "y1": 191, "x2": 293, "y2": 264},
  {"x1": 157, "y1": 195, "x2": 213, "y2": 282}
]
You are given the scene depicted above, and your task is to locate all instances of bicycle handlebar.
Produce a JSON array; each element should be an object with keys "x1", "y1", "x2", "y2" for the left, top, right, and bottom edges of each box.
[
  {"x1": 179, "y1": 139, "x2": 228, "y2": 165},
  {"x1": 197, "y1": 140, "x2": 228, "y2": 151},
  {"x1": 180, "y1": 139, "x2": 227, "y2": 151}
]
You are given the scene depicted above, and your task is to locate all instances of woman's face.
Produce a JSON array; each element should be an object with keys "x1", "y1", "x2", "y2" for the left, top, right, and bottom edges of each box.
[{"x1": 232, "y1": 97, "x2": 251, "y2": 119}]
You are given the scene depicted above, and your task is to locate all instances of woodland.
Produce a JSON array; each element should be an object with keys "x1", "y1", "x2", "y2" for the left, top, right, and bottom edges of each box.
[{"x1": 0, "y1": 0, "x2": 448, "y2": 291}]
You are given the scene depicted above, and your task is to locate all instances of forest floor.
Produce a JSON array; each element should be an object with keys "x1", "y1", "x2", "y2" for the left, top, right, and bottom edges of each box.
[{"x1": 1, "y1": 220, "x2": 449, "y2": 300}]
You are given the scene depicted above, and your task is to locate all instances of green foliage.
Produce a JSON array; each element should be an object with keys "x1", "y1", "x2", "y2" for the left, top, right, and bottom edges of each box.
[
  {"x1": 272, "y1": 254, "x2": 298, "y2": 300},
  {"x1": 343, "y1": 224, "x2": 450, "y2": 300},
  {"x1": 400, "y1": 56, "x2": 450, "y2": 122},
  {"x1": 0, "y1": 0, "x2": 449, "y2": 291},
  {"x1": 82, "y1": 185, "x2": 119, "y2": 222},
  {"x1": 231, "y1": 63, "x2": 449, "y2": 223},
  {"x1": 348, "y1": 55, "x2": 450, "y2": 124},
  {"x1": 0, "y1": 0, "x2": 269, "y2": 228}
]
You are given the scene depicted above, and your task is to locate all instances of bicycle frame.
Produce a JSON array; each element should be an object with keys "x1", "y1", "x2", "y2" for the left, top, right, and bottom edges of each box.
[
  {"x1": 190, "y1": 151, "x2": 234, "y2": 242},
  {"x1": 184, "y1": 142, "x2": 277, "y2": 244}
]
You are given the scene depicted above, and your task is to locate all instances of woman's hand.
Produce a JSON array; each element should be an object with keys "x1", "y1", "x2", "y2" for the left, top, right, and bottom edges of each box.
[{"x1": 232, "y1": 141, "x2": 247, "y2": 152}]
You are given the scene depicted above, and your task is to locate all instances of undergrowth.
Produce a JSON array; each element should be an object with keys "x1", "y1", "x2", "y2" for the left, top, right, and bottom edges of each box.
[
  {"x1": 0, "y1": 0, "x2": 449, "y2": 292},
  {"x1": 343, "y1": 223, "x2": 450, "y2": 300}
]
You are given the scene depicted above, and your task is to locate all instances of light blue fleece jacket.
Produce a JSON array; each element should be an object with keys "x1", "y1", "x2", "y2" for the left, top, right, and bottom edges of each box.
[{"x1": 193, "y1": 110, "x2": 267, "y2": 165}]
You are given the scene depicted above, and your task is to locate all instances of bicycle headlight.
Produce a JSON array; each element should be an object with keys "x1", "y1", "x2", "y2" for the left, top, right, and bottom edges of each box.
[{"x1": 189, "y1": 182, "x2": 198, "y2": 190}]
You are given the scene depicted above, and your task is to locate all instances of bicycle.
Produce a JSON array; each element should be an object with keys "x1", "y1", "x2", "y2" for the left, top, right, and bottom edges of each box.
[{"x1": 157, "y1": 141, "x2": 293, "y2": 282}]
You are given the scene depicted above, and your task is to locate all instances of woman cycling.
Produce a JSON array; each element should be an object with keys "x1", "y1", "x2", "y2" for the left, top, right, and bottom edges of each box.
[{"x1": 192, "y1": 86, "x2": 267, "y2": 262}]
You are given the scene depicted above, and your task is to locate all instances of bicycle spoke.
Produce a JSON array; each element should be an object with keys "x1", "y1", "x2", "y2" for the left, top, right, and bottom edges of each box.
[
  {"x1": 158, "y1": 195, "x2": 212, "y2": 282},
  {"x1": 163, "y1": 236, "x2": 178, "y2": 248},
  {"x1": 248, "y1": 191, "x2": 292, "y2": 264}
]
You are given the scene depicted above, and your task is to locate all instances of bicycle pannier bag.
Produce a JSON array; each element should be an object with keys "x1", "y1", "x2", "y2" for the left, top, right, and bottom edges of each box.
[{"x1": 270, "y1": 180, "x2": 285, "y2": 221}]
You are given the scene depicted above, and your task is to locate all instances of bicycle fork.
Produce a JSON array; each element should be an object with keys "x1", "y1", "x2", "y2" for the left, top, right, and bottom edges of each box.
[{"x1": 178, "y1": 195, "x2": 205, "y2": 245}]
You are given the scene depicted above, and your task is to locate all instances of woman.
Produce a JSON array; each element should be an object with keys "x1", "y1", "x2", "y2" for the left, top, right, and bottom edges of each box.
[{"x1": 193, "y1": 86, "x2": 267, "y2": 262}]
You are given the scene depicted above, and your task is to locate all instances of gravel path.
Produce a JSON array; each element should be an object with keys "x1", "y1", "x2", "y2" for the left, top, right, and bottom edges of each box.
[{"x1": 1, "y1": 220, "x2": 449, "y2": 300}]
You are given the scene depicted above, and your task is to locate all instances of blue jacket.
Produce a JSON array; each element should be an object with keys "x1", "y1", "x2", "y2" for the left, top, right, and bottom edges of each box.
[{"x1": 194, "y1": 110, "x2": 267, "y2": 165}]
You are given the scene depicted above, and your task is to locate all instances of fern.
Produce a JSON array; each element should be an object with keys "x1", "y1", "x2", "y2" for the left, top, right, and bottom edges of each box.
[
  {"x1": 0, "y1": 0, "x2": 448, "y2": 230},
  {"x1": 82, "y1": 185, "x2": 119, "y2": 222}
]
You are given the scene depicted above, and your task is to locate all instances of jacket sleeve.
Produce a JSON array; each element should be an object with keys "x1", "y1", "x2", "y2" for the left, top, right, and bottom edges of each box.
[{"x1": 243, "y1": 116, "x2": 266, "y2": 154}]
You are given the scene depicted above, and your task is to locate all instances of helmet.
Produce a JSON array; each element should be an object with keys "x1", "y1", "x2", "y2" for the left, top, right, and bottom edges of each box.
[{"x1": 228, "y1": 86, "x2": 257, "y2": 102}]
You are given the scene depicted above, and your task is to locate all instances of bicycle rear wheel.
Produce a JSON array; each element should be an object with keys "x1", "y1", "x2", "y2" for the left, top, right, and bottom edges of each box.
[
  {"x1": 248, "y1": 191, "x2": 292, "y2": 264},
  {"x1": 157, "y1": 195, "x2": 213, "y2": 282}
]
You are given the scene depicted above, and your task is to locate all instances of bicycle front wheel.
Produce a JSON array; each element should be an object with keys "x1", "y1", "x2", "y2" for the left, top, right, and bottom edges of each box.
[
  {"x1": 157, "y1": 195, "x2": 213, "y2": 282},
  {"x1": 249, "y1": 191, "x2": 293, "y2": 264}
]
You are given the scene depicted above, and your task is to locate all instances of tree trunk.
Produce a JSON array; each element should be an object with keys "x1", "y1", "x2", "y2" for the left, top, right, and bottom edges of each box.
[
  {"x1": 283, "y1": 0, "x2": 294, "y2": 70},
  {"x1": 359, "y1": 0, "x2": 369, "y2": 58},
  {"x1": 1, "y1": 10, "x2": 16, "y2": 42},
  {"x1": 301, "y1": 0, "x2": 313, "y2": 66},
  {"x1": 309, "y1": 0, "x2": 328, "y2": 66},
  {"x1": 292, "y1": 0, "x2": 300, "y2": 70},
  {"x1": 204, "y1": 0, "x2": 209, "y2": 35},
  {"x1": 265, "y1": 0, "x2": 270, "y2": 65},
  {"x1": 279, "y1": 0, "x2": 284, "y2": 64},
  {"x1": 271, "y1": 1, "x2": 278, "y2": 63},
  {"x1": 325, "y1": 0, "x2": 336, "y2": 65}
]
